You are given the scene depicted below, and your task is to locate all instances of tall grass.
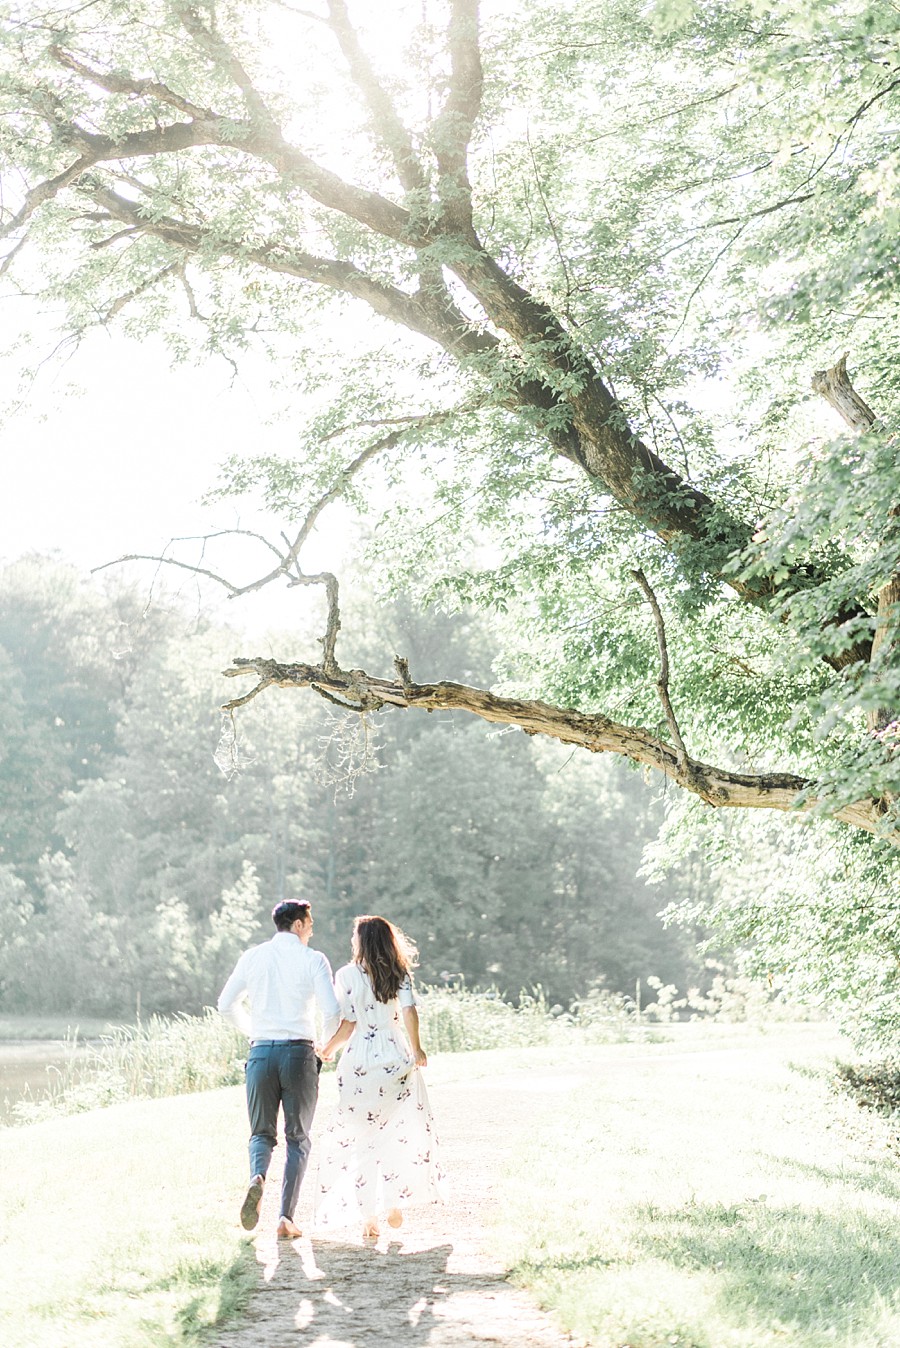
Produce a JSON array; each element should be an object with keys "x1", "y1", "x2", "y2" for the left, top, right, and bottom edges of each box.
[
  {"x1": 5, "y1": 975, "x2": 807, "y2": 1125},
  {"x1": 10, "y1": 1010, "x2": 247, "y2": 1124}
]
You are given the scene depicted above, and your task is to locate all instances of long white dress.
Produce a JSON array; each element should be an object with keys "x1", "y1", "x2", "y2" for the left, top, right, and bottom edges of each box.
[{"x1": 315, "y1": 962, "x2": 446, "y2": 1227}]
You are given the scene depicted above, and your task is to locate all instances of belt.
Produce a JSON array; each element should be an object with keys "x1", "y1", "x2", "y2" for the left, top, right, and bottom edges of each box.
[{"x1": 251, "y1": 1038, "x2": 315, "y2": 1046}]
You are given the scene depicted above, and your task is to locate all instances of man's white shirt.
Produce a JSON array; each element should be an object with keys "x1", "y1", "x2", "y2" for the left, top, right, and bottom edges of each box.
[{"x1": 218, "y1": 932, "x2": 341, "y2": 1043}]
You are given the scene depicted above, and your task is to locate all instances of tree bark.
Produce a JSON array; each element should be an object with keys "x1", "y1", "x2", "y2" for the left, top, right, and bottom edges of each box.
[
  {"x1": 222, "y1": 656, "x2": 886, "y2": 837},
  {"x1": 812, "y1": 354, "x2": 898, "y2": 731}
]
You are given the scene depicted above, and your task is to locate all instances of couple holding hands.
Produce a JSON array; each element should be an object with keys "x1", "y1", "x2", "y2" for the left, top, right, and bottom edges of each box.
[{"x1": 218, "y1": 900, "x2": 444, "y2": 1240}]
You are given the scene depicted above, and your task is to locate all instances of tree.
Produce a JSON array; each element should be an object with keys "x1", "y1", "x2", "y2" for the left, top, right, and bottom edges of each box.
[{"x1": 2, "y1": 0, "x2": 899, "y2": 849}]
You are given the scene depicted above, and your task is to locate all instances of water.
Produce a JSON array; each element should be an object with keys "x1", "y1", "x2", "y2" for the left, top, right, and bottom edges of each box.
[{"x1": 0, "y1": 1041, "x2": 89, "y2": 1122}]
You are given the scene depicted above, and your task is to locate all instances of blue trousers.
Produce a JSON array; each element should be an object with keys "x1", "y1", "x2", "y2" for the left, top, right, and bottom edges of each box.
[{"x1": 245, "y1": 1041, "x2": 319, "y2": 1221}]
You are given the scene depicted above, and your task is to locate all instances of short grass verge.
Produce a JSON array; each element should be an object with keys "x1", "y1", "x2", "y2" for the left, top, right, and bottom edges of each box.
[
  {"x1": 497, "y1": 1025, "x2": 900, "y2": 1348},
  {"x1": 0, "y1": 1086, "x2": 269, "y2": 1347}
]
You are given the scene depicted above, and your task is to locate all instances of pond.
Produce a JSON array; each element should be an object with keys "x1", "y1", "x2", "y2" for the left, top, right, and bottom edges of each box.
[{"x1": 0, "y1": 1041, "x2": 90, "y2": 1122}]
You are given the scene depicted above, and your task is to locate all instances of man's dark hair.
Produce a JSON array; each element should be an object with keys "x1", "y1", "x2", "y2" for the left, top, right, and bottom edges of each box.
[{"x1": 272, "y1": 900, "x2": 311, "y2": 931}]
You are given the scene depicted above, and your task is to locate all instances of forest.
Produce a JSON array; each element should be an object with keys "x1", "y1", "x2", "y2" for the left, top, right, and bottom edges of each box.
[
  {"x1": 0, "y1": 554, "x2": 711, "y2": 1016},
  {"x1": 2, "y1": 0, "x2": 900, "y2": 1042}
]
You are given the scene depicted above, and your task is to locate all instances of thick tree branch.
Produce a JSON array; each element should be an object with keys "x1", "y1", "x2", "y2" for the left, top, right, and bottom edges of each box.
[
  {"x1": 50, "y1": 45, "x2": 213, "y2": 119},
  {"x1": 811, "y1": 352, "x2": 878, "y2": 431},
  {"x1": 0, "y1": 151, "x2": 98, "y2": 243},
  {"x1": 86, "y1": 185, "x2": 483, "y2": 356},
  {"x1": 432, "y1": 0, "x2": 483, "y2": 188},
  {"x1": 219, "y1": 657, "x2": 887, "y2": 836},
  {"x1": 40, "y1": 51, "x2": 415, "y2": 245},
  {"x1": 813, "y1": 355, "x2": 899, "y2": 732},
  {"x1": 325, "y1": 0, "x2": 427, "y2": 194}
]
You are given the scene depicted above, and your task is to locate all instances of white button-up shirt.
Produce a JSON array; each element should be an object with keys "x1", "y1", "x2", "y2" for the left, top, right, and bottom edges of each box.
[{"x1": 217, "y1": 932, "x2": 341, "y2": 1044}]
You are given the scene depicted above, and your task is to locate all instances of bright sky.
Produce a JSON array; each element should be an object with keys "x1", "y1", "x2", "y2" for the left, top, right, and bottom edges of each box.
[{"x1": 2, "y1": 316, "x2": 356, "y2": 638}]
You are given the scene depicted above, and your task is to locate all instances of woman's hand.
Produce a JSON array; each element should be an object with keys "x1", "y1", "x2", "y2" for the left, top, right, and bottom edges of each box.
[{"x1": 413, "y1": 1047, "x2": 427, "y2": 1068}]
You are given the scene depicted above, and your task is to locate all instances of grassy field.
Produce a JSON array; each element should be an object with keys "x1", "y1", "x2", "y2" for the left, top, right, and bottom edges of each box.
[
  {"x1": 499, "y1": 1025, "x2": 900, "y2": 1348},
  {"x1": 0, "y1": 1082, "x2": 297, "y2": 1347},
  {"x1": 4, "y1": 1025, "x2": 898, "y2": 1347}
]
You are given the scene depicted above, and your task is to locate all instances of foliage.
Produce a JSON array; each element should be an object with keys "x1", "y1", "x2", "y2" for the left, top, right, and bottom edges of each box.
[
  {"x1": 0, "y1": 556, "x2": 704, "y2": 1015},
  {"x1": 646, "y1": 802, "x2": 900, "y2": 1047},
  {"x1": 3, "y1": 3, "x2": 900, "y2": 1027}
]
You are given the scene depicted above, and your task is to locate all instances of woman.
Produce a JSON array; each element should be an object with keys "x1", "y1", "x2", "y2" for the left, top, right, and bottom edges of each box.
[{"x1": 317, "y1": 914, "x2": 445, "y2": 1239}]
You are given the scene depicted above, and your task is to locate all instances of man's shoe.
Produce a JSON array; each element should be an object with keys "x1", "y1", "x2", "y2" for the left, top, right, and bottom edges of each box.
[
  {"x1": 240, "y1": 1175, "x2": 265, "y2": 1230},
  {"x1": 276, "y1": 1216, "x2": 302, "y2": 1239}
]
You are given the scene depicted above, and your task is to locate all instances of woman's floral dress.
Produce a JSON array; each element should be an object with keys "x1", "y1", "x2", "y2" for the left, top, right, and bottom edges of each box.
[{"x1": 315, "y1": 962, "x2": 446, "y2": 1226}]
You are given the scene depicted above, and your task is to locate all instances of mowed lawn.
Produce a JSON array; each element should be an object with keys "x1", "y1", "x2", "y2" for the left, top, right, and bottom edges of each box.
[
  {"x1": 0, "y1": 1081, "x2": 284, "y2": 1347},
  {"x1": 499, "y1": 1025, "x2": 900, "y2": 1348},
  {"x1": 3, "y1": 1025, "x2": 898, "y2": 1347}
]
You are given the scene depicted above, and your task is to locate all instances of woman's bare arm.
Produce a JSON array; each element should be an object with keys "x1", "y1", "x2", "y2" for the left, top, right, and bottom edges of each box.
[{"x1": 402, "y1": 1005, "x2": 427, "y2": 1067}]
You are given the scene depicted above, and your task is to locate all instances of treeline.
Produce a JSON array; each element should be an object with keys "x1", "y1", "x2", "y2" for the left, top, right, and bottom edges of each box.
[{"x1": 0, "y1": 556, "x2": 709, "y2": 1016}]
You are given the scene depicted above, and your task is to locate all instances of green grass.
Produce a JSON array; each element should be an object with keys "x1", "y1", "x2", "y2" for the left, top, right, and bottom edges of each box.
[
  {"x1": 6, "y1": 1026, "x2": 898, "y2": 1347},
  {"x1": 0, "y1": 1085, "x2": 267, "y2": 1346},
  {"x1": 497, "y1": 1025, "x2": 900, "y2": 1348},
  {"x1": 8, "y1": 1012, "x2": 248, "y2": 1124}
]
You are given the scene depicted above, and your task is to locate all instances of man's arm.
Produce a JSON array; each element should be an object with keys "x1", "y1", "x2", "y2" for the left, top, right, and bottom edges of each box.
[
  {"x1": 217, "y1": 953, "x2": 252, "y2": 1038},
  {"x1": 320, "y1": 1018, "x2": 355, "y2": 1061},
  {"x1": 313, "y1": 953, "x2": 341, "y2": 1044}
]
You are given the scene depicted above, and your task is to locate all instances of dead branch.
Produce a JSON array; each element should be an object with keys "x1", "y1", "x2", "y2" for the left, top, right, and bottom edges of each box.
[
  {"x1": 91, "y1": 408, "x2": 468, "y2": 671},
  {"x1": 220, "y1": 655, "x2": 889, "y2": 837},
  {"x1": 812, "y1": 353, "x2": 878, "y2": 432}
]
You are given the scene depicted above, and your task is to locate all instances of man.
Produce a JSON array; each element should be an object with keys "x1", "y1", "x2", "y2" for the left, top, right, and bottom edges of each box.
[{"x1": 218, "y1": 899, "x2": 340, "y2": 1239}]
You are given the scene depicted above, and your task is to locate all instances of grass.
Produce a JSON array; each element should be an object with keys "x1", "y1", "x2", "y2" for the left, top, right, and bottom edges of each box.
[
  {"x1": 5, "y1": 1025, "x2": 900, "y2": 1346},
  {"x1": 497, "y1": 1024, "x2": 900, "y2": 1348},
  {"x1": 0, "y1": 1085, "x2": 269, "y2": 1347},
  {"x1": 8, "y1": 1012, "x2": 248, "y2": 1124}
]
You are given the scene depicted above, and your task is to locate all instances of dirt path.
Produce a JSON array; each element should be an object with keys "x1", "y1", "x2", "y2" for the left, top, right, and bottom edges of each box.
[{"x1": 213, "y1": 1067, "x2": 588, "y2": 1348}]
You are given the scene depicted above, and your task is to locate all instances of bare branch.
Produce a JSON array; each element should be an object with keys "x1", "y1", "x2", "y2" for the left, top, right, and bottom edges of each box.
[
  {"x1": 92, "y1": 412, "x2": 455, "y2": 672},
  {"x1": 631, "y1": 568, "x2": 689, "y2": 767},
  {"x1": 92, "y1": 551, "x2": 245, "y2": 594},
  {"x1": 222, "y1": 676, "x2": 277, "y2": 711},
  {"x1": 220, "y1": 656, "x2": 890, "y2": 836}
]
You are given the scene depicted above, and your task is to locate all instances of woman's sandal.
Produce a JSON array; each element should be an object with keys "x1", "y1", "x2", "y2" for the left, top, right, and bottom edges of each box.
[{"x1": 362, "y1": 1221, "x2": 380, "y2": 1239}]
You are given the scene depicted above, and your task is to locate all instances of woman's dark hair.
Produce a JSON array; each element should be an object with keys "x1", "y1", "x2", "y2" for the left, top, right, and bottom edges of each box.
[{"x1": 352, "y1": 915, "x2": 418, "y2": 1003}]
